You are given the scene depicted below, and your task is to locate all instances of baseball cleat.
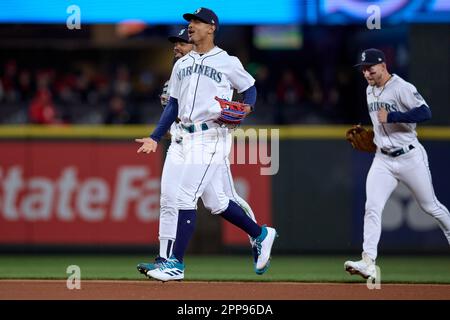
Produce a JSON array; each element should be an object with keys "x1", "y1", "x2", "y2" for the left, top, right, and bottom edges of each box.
[
  {"x1": 344, "y1": 252, "x2": 377, "y2": 280},
  {"x1": 147, "y1": 255, "x2": 185, "y2": 282},
  {"x1": 253, "y1": 225, "x2": 278, "y2": 275},
  {"x1": 251, "y1": 242, "x2": 258, "y2": 264},
  {"x1": 137, "y1": 256, "x2": 167, "y2": 276}
]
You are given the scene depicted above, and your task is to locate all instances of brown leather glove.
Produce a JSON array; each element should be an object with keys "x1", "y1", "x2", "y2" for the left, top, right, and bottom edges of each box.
[{"x1": 345, "y1": 125, "x2": 377, "y2": 153}]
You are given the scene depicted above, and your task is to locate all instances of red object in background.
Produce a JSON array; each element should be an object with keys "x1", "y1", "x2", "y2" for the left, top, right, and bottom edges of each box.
[
  {"x1": 0, "y1": 141, "x2": 162, "y2": 245},
  {"x1": 116, "y1": 20, "x2": 148, "y2": 38},
  {"x1": 0, "y1": 140, "x2": 272, "y2": 246},
  {"x1": 29, "y1": 89, "x2": 59, "y2": 124}
]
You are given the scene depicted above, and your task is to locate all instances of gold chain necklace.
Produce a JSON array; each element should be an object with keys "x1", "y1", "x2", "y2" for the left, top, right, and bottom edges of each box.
[{"x1": 372, "y1": 74, "x2": 392, "y2": 100}]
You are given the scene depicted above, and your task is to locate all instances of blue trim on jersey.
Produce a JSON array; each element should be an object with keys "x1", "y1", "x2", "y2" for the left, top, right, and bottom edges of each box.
[
  {"x1": 387, "y1": 104, "x2": 431, "y2": 124},
  {"x1": 242, "y1": 85, "x2": 257, "y2": 110},
  {"x1": 150, "y1": 97, "x2": 178, "y2": 142}
]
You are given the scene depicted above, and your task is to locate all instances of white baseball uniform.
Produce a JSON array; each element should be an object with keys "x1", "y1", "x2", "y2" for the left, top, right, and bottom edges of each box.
[
  {"x1": 363, "y1": 74, "x2": 450, "y2": 260},
  {"x1": 158, "y1": 46, "x2": 256, "y2": 256}
]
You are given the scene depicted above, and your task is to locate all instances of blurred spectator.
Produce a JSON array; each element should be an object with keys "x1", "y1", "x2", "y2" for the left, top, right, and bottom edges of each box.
[
  {"x1": 93, "y1": 73, "x2": 110, "y2": 103},
  {"x1": 2, "y1": 60, "x2": 19, "y2": 102},
  {"x1": 104, "y1": 95, "x2": 130, "y2": 124},
  {"x1": 55, "y1": 73, "x2": 77, "y2": 104},
  {"x1": 35, "y1": 70, "x2": 54, "y2": 93},
  {"x1": 308, "y1": 82, "x2": 324, "y2": 110},
  {"x1": 75, "y1": 67, "x2": 95, "y2": 104},
  {"x1": 254, "y1": 64, "x2": 275, "y2": 105},
  {"x1": 303, "y1": 68, "x2": 324, "y2": 112},
  {"x1": 135, "y1": 70, "x2": 157, "y2": 102},
  {"x1": 275, "y1": 70, "x2": 304, "y2": 123},
  {"x1": 327, "y1": 68, "x2": 353, "y2": 122},
  {"x1": 29, "y1": 89, "x2": 60, "y2": 124},
  {"x1": 17, "y1": 70, "x2": 34, "y2": 102},
  {"x1": 0, "y1": 55, "x2": 340, "y2": 125},
  {"x1": 113, "y1": 65, "x2": 132, "y2": 97},
  {"x1": 277, "y1": 70, "x2": 304, "y2": 105}
]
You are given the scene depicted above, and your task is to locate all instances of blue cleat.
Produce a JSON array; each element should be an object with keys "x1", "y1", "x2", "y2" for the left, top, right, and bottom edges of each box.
[{"x1": 137, "y1": 256, "x2": 167, "y2": 276}]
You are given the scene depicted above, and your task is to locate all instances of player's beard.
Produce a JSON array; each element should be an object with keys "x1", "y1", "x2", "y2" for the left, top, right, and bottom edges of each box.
[
  {"x1": 366, "y1": 73, "x2": 381, "y2": 87},
  {"x1": 374, "y1": 73, "x2": 385, "y2": 87}
]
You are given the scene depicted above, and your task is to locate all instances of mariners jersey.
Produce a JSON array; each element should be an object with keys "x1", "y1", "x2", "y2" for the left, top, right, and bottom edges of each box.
[
  {"x1": 366, "y1": 74, "x2": 429, "y2": 151},
  {"x1": 168, "y1": 46, "x2": 255, "y2": 124}
]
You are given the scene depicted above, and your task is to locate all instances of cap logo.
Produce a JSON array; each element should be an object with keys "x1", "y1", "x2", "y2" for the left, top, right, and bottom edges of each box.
[
  {"x1": 194, "y1": 8, "x2": 201, "y2": 14},
  {"x1": 361, "y1": 52, "x2": 366, "y2": 61},
  {"x1": 211, "y1": 19, "x2": 215, "y2": 24},
  {"x1": 378, "y1": 57, "x2": 382, "y2": 61},
  {"x1": 179, "y1": 29, "x2": 185, "y2": 36}
]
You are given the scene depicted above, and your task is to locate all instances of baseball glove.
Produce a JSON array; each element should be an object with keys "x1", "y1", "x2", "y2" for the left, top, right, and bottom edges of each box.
[
  {"x1": 215, "y1": 96, "x2": 249, "y2": 125},
  {"x1": 345, "y1": 125, "x2": 377, "y2": 153}
]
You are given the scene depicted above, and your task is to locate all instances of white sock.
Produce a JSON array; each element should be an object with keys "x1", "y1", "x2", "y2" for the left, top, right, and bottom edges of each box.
[{"x1": 159, "y1": 239, "x2": 174, "y2": 259}]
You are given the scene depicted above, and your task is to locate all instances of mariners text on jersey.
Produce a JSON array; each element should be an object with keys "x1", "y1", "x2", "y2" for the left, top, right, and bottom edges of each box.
[
  {"x1": 366, "y1": 74, "x2": 429, "y2": 149},
  {"x1": 368, "y1": 101, "x2": 398, "y2": 113},
  {"x1": 177, "y1": 64, "x2": 222, "y2": 83}
]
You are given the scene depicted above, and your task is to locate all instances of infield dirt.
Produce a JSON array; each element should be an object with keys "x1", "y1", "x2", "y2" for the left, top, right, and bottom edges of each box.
[{"x1": 1, "y1": 280, "x2": 449, "y2": 300}]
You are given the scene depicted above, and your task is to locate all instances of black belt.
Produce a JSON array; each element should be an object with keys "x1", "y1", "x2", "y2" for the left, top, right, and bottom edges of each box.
[{"x1": 381, "y1": 145, "x2": 415, "y2": 157}]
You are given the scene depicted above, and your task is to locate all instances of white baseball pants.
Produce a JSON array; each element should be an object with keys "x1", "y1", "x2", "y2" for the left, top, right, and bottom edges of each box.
[
  {"x1": 158, "y1": 126, "x2": 256, "y2": 244},
  {"x1": 363, "y1": 143, "x2": 450, "y2": 260}
]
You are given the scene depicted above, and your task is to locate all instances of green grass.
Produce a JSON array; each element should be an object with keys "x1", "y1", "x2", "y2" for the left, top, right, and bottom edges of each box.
[{"x1": 0, "y1": 255, "x2": 449, "y2": 283}]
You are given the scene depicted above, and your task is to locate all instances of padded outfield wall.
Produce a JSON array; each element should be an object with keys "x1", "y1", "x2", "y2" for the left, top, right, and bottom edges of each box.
[{"x1": 0, "y1": 125, "x2": 449, "y2": 253}]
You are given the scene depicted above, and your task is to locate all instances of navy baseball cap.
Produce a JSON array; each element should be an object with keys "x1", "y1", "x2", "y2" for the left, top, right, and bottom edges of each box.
[
  {"x1": 354, "y1": 48, "x2": 386, "y2": 67},
  {"x1": 183, "y1": 7, "x2": 219, "y2": 30},
  {"x1": 168, "y1": 27, "x2": 189, "y2": 43}
]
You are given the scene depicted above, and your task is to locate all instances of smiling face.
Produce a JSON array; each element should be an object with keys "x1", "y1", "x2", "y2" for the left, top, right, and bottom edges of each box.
[
  {"x1": 173, "y1": 41, "x2": 193, "y2": 59},
  {"x1": 187, "y1": 18, "x2": 215, "y2": 44},
  {"x1": 361, "y1": 63, "x2": 386, "y2": 87}
]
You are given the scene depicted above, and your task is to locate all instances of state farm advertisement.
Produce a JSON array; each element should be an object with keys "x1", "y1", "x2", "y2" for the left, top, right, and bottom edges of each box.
[
  {"x1": 0, "y1": 141, "x2": 162, "y2": 244},
  {"x1": 0, "y1": 141, "x2": 271, "y2": 245}
]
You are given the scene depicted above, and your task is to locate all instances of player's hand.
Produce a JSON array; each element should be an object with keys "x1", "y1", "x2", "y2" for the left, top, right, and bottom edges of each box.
[
  {"x1": 242, "y1": 105, "x2": 252, "y2": 115},
  {"x1": 377, "y1": 107, "x2": 388, "y2": 123},
  {"x1": 135, "y1": 137, "x2": 158, "y2": 154}
]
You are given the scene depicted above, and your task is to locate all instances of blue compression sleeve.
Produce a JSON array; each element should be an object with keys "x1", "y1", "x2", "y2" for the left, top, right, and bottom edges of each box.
[
  {"x1": 242, "y1": 85, "x2": 257, "y2": 110},
  {"x1": 150, "y1": 97, "x2": 178, "y2": 142},
  {"x1": 387, "y1": 105, "x2": 431, "y2": 124}
]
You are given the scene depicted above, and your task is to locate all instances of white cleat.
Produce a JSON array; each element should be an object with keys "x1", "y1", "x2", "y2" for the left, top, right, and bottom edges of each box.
[
  {"x1": 147, "y1": 256, "x2": 185, "y2": 282},
  {"x1": 344, "y1": 252, "x2": 377, "y2": 280},
  {"x1": 253, "y1": 226, "x2": 278, "y2": 274}
]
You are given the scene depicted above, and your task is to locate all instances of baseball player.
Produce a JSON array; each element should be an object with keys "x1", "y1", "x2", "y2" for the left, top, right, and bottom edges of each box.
[
  {"x1": 137, "y1": 26, "x2": 258, "y2": 276},
  {"x1": 136, "y1": 8, "x2": 277, "y2": 281},
  {"x1": 345, "y1": 48, "x2": 450, "y2": 280}
]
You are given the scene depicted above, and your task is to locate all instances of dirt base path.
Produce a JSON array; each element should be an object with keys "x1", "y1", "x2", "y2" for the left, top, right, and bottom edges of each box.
[{"x1": 1, "y1": 280, "x2": 449, "y2": 300}]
